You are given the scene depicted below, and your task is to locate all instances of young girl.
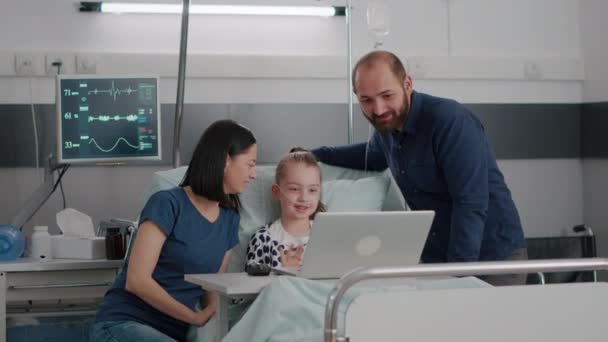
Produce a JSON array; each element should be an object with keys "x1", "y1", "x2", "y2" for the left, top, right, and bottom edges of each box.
[{"x1": 246, "y1": 148, "x2": 325, "y2": 269}]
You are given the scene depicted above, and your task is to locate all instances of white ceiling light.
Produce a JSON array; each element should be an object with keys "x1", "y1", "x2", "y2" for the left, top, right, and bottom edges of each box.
[{"x1": 79, "y1": 2, "x2": 345, "y2": 17}]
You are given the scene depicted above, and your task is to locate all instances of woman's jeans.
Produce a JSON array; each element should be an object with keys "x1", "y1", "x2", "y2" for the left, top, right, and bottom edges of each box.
[{"x1": 92, "y1": 320, "x2": 177, "y2": 342}]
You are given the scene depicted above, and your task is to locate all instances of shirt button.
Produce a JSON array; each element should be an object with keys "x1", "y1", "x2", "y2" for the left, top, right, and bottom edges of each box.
[
  {"x1": 400, "y1": 169, "x2": 405, "y2": 175},
  {"x1": 397, "y1": 145, "x2": 402, "y2": 150}
]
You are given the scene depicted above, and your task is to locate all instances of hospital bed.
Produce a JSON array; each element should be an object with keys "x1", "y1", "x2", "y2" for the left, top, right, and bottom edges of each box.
[
  {"x1": 143, "y1": 162, "x2": 406, "y2": 341},
  {"x1": 144, "y1": 165, "x2": 608, "y2": 342},
  {"x1": 325, "y1": 258, "x2": 608, "y2": 342}
]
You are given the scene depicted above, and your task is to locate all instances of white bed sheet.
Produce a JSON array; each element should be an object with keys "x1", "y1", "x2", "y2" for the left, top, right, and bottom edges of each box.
[{"x1": 221, "y1": 275, "x2": 489, "y2": 342}]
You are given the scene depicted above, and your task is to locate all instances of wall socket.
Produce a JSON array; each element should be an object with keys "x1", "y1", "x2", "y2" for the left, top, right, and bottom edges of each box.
[
  {"x1": 15, "y1": 53, "x2": 44, "y2": 76},
  {"x1": 45, "y1": 53, "x2": 74, "y2": 75}
]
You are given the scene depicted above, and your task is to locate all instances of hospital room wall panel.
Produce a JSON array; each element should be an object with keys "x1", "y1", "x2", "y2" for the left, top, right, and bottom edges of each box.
[
  {"x1": 0, "y1": 0, "x2": 584, "y2": 90},
  {"x1": 0, "y1": 77, "x2": 584, "y2": 106},
  {"x1": 0, "y1": 0, "x2": 580, "y2": 61},
  {"x1": 159, "y1": 78, "x2": 350, "y2": 105},
  {"x1": 580, "y1": 0, "x2": 608, "y2": 270},
  {"x1": 412, "y1": 80, "x2": 582, "y2": 105},
  {"x1": 469, "y1": 103, "x2": 581, "y2": 159},
  {"x1": 229, "y1": 104, "x2": 348, "y2": 165},
  {"x1": 166, "y1": 77, "x2": 583, "y2": 105},
  {"x1": 582, "y1": 160, "x2": 608, "y2": 265},
  {"x1": 0, "y1": 161, "x2": 587, "y2": 242},
  {"x1": 499, "y1": 159, "x2": 584, "y2": 238},
  {"x1": 0, "y1": 0, "x2": 445, "y2": 58},
  {"x1": 580, "y1": 0, "x2": 608, "y2": 104},
  {"x1": 449, "y1": 0, "x2": 581, "y2": 59},
  {"x1": 0, "y1": 166, "x2": 165, "y2": 236},
  {"x1": 0, "y1": 102, "x2": 589, "y2": 242}
]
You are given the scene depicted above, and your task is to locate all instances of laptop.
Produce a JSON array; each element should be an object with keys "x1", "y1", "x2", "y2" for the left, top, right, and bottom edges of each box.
[{"x1": 273, "y1": 210, "x2": 435, "y2": 279}]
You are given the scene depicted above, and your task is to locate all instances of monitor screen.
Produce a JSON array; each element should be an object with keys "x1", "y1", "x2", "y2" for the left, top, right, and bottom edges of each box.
[{"x1": 56, "y1": 75, "x2": 162, "y2": 164}]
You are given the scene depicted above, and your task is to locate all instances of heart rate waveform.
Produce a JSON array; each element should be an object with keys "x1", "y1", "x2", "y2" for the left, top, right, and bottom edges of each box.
[
  {"x1": 87, "y1": 81, "x2": 138, "y2": 102},
  {"x1": 88, "y1": 137, "x2": 141, "y2": 153},
  {"x1": 88, "y1": 114, "x2": 139, "y2": 123}
]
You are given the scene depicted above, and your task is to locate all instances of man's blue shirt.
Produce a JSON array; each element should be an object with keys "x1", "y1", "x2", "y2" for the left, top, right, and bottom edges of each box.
[
  {"x1": 313, "y1": 91, "x2": 525, "y2": 262},
  {"x1": 95, "y1": 187, "x2": 239, "y2": 341}
]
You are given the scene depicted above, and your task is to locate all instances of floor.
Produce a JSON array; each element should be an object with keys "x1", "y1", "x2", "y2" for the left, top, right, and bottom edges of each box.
[{"x1": 7, "y1": 314, "x2": 94, "y2": 342}]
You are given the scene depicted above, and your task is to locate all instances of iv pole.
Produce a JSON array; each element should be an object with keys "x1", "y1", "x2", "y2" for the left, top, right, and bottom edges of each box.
[
  {"x1": 171, "y1": 0, "x2": 354, "y2": 165},
  {"x1": 346, "y1": 0, "x2": 354, "y2": 144},
  {"x1": 173, "y1": 0, "x2": 190, "y2": 168}
]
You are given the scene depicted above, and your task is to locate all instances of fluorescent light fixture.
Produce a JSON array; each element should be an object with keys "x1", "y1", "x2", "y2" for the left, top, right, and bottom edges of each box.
[{"x1": 79, "y1": 2, "x2": 346, "y2": 17}]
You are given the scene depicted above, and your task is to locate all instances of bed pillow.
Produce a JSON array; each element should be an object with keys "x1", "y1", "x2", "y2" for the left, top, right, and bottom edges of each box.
[
  {"x1": 319, "y1": 163, "x2": 406, "y2": 211},
  {"x1": 321, "y1": 176, "x2": 390, "y2": 212}
]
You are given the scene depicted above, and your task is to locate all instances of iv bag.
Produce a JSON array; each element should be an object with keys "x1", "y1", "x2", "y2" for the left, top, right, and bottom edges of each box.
[{"x1": 367, "y1": 1, "x2": 390, "y2": 49}]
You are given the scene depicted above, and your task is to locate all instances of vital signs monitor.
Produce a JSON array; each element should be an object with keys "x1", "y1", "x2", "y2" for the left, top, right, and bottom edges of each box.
[{"x1": 56, "y1": 75, "x2": 161, "y2": 164}]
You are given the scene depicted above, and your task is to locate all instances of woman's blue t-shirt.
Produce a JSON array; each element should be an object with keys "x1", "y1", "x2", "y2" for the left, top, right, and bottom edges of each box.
[{"x1": 95, "y1": 187, "x2": 240, "y2": 341}]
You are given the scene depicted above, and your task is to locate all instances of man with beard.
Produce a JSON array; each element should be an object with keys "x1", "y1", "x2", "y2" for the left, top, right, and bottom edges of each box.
[{"x1": 312, "y1": 51, "x2": 528, "y2": 286}]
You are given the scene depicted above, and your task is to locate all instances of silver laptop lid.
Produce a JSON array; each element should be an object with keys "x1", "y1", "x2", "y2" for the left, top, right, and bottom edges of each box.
[{"x1": 299, "y1": 211, "x2": 435, "y2": 279}]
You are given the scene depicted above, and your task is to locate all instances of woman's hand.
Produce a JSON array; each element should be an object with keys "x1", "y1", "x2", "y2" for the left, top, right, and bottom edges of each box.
[
  {"x1": 279, "y1": 244, "x2": 304, "y2": 268},
  {"x1": 191, "y1": 305, "x2": 216, "y2": 326}
]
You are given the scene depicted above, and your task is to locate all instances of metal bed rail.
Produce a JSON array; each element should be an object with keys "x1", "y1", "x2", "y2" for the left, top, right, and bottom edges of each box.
[{"x1": 324, "y1": 258, "x2": 608, "y2": 342}]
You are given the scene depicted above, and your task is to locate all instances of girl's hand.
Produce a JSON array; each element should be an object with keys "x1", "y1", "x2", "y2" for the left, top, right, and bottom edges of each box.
[{"x1": 279, "y1": 244, "x2": 304, "y2": 267}]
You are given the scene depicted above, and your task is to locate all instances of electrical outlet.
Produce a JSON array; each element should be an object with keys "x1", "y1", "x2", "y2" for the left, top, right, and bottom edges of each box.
[
  {"x1": 15, "y1": 53, "x2": 43, "y2": 76},
  {"x1": 76, "y1": 54, "x2": 97, "y2": 74},
  {"x1": 46, "y1": 53, "x2": 74, "y2": 75}
]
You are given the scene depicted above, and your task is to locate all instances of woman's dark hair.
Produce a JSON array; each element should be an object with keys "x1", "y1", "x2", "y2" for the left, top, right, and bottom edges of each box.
[
  {"x1": 180, "y1": 119, "x2": 256, "y2": 210},
  {"x1": 275, "y1": 147, "x2": 327, "y2": 219}
]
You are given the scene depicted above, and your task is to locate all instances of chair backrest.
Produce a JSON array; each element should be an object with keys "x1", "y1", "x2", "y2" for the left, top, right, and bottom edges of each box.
[
  {"x1": 140, "y1": 163, "x2": 406, "y2": 272},
  {"x1": 525, "y1": 234, "x2": 597, "y2": 283}
]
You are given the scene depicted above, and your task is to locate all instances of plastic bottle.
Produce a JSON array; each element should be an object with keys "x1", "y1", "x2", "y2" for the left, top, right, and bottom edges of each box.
[
  {"x1": 105, "y1": 227, "x2": 126, "y2": 260},
  {"x1": 0, "y1": 224, "x2": 26, "y2": 261},
  {"x1": 31, "y1": 225, "x2": 52, "y2": 261}
]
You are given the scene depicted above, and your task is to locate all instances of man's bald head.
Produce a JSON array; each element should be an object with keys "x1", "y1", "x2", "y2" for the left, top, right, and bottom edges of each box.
[{"x1": 352, "y1": 51, "x2": 407, "y2": 94}]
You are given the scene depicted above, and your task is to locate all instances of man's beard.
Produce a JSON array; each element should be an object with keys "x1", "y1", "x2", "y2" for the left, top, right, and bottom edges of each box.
[{"x1": 363, "y1": 95, "x2": 409, "y2": 133}]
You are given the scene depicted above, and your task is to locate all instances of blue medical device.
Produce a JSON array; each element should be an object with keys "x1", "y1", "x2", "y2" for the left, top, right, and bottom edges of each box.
[
  {"x1": 0, "y1": 224, "x2": 25, "y2": 261},
  {"x1": 56, "y1": 75, "x2": 162, "y2": 164}
]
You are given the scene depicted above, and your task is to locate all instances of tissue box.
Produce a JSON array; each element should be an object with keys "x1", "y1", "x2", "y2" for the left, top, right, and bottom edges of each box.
[{"x1": 51, "y1": 235, "x2": 107, "y2": 259}]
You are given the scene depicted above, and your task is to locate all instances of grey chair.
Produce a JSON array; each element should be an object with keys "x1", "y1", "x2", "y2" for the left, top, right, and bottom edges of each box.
[{"x1": 526, "y1": 224, "x2": 598, "y2": 284}]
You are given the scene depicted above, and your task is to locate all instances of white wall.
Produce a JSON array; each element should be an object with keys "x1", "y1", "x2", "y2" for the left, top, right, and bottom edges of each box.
[
  {"x1": 580, "y1": 0, "x2": 608, "y2": 258},
  {"x1": 0, "y1": 0, "x2": 584, "y2": 105},
  {"x1": 0, "y1": 167, "x2": 164, "y2": 235},
  {"x1": 582, "y1": 161, "x2": 608, "y2": 257},
  {"x1": 580, "y1": 0, "x2": 608, "y2": 102},
  {"x1": 500, "y1": 160, "x2": 584, "y2": 238},
  {"x1": 0, "y1": 0, "x2": 586, "y2": 240}
]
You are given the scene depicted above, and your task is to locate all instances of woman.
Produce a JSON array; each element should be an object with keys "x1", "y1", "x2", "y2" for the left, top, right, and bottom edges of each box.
[{"x1": 93, "y1": 120, "x2": 257, "y2": 342}]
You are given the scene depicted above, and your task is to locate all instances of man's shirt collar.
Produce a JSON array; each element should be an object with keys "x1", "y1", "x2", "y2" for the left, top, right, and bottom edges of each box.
[{"x1": 402, "y1": 90, "x2": 422, "y2": 136}]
